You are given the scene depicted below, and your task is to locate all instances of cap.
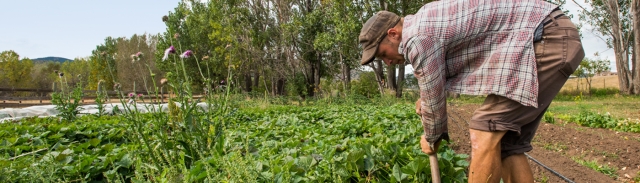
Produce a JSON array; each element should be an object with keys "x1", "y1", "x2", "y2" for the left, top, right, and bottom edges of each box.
[{"x1": 359, "y1": 11, "x2": 401, "y2": 65}]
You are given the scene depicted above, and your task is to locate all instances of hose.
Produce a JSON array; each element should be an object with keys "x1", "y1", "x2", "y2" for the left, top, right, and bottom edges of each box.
[{"x1": 525, "y1": 153, "x2": 576, "y2": 183}]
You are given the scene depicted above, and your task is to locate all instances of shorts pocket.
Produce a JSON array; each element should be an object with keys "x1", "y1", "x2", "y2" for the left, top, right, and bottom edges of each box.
[{"x1": 559, "y1": 36, "x2": 583, "y2": 77}]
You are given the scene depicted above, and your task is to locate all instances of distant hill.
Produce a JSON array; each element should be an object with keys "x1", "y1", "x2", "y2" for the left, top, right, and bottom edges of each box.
[{"x1": 32, "y1": 57, "x2": 72, "y2": 63}]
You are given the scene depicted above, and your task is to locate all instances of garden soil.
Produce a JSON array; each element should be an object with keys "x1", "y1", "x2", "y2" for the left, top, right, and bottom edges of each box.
[{"x1": 447, "y1": 103, "x2": 640, "y2": 183}]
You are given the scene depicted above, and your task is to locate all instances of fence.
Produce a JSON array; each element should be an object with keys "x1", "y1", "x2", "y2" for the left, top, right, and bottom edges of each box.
[{"x1": 0, "y1": 88, "x2": 168, "y2": 109}]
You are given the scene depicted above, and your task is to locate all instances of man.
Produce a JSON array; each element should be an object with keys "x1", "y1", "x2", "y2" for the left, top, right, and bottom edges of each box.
[{"x1": 358, "y1": 0, "x2": 584, "y2": 182}]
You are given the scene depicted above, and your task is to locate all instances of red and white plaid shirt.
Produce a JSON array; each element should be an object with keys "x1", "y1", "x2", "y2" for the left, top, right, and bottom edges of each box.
[{"x1": 401, "y1": 0, "x2": 558, "y2": 144}]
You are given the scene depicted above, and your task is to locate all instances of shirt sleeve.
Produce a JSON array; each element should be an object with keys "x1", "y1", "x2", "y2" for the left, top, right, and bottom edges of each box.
[{"x1": 404, "y1": 35, "x2": 448, "y2": 147}]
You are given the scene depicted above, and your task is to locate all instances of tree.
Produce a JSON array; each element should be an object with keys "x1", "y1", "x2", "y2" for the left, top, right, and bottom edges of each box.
[
  {"x1": 314, "y1": 0, "x2": 365, "y2": 95},
  {"x1": 61, "y1": 58, "x2": 91, "y2": 88},
  {"x1": 579, "y1": 57, "x2": 611, "y2": 93},
  {"x1": 0, "y1": 50, "x2": 34, "y2": 90},
  {"x1": 88, "y1": 37, "x2": 118, "y2": 90},
  {"x1": 573, "y1": 0, "x2": 639, "y2": 94},
  {"x1": 157, "y1": 0, "x2": 244, "y2": 93},
  {"x1": 31, "y1": 61, "x2": 61, "y2": 95},
  {"x1": 115, "y1": 34, "x2": 161, "y2": 92}
]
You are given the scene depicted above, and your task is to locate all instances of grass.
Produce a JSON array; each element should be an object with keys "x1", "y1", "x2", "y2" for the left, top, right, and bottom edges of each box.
[
  {"x1": 598, "y1": 150, "x2": 619, "y2": 159},
  {"x1": 560, "y1": 75, "x2": 619, "y2": 93},
  {"x1": 548, "y1": 94, "x2": 640, "y2": 120},
  {"x1": 542, "y1": 142, "x2": 568, "y2": 152},
  {"x1": 538, "y1": 172, "x2": 549, "y2": 183},
  {"x1": 571, "y1": 156, "x2": 618, "y2": 178}
]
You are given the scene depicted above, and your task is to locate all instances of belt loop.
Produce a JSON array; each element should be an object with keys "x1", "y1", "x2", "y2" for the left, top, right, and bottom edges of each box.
[{"x1": 550, "y1": 11, "x2": 559, "y2": 26}]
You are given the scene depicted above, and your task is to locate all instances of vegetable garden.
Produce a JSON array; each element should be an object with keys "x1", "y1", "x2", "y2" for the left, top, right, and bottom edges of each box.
[{"x1": 0, "y1": 100, "x2": 469, "y2": 182}]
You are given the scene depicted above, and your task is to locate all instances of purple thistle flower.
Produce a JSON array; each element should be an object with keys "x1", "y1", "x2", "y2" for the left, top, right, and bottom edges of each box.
[
  {"x1": 131, "y1": 52, "x2": 143, "y2": 63},
  {"x1": 137, "y1": 94, "x2": 143, "y2": 97},
  {"x1": 129, "y1": 93, "x2": 135, "y2": 97},
  {"x1": 162, "y1": 46, "x2": 176, "y2": 61},
  {"x1": 180, "y1": 50, "x2": 193, "y2": 58}
]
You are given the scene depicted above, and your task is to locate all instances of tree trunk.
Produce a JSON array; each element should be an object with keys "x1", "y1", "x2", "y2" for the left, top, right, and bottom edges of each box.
[
  {"x1": 307, "y1": 63, "x2": 316, "y2": 98},
  {"x1": 606, "y1": 0, "x2": 633, "y2": 94},
  {"x1": 378, "y1": 0, "x2": 387, "y2": 10},
  {"x1": 387, "y1": 64, "x2": 397, "y2": 91},
  {"x1": 396, "y1": 65, "x2": 405, "y2": 98},
  {"x1": 314, "y1": 54, "x2": 322, "y2": 96},
  {"x1": 243, "y1": 73, "x2": 252, "y2": 92},
  {"x1": 633, "y1": 0, "x2": 640, "y2": 94},
  {"x1": 276, "y1": 78, "x2": 286, "y2": 95},
  {"x1": 340, "y1": 53, "x2": 351, "y2": 94},
  {"x1": 370, "y1": 60, "x2": 386, "y2": 96},
  {"x1": 271, "y1": 77, "x2": 277, "y2": 96},
  {"x1": 253, "y1": 70, "x2": 260, "y2": 90}
]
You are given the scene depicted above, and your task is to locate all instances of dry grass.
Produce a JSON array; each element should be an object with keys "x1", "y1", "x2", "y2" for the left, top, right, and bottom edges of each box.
[{"x1": 561, "y1": 75, "x2": 619, "y2": 92}]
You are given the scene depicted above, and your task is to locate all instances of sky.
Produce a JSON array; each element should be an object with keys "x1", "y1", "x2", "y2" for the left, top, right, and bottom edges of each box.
[
  {"x1": 0, "y1": 1, "x2": 180, "y2": 60},
  {"x1": 0, "y1": 1, "x2": 616, "y2": 71}
]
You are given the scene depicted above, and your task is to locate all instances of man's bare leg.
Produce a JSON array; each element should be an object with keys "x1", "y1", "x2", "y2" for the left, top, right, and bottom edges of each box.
[
  {"x1": 469, "y1": 129, "x2": 506, "y2": 183},
  {"x1": 502, "y1": 154, "x2": 534, "y2": 183}
]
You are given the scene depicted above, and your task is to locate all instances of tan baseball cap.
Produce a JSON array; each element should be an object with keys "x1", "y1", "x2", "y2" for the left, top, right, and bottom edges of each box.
[{"x1": 359, "y1": 11, "x2": 401, "y2": 65}]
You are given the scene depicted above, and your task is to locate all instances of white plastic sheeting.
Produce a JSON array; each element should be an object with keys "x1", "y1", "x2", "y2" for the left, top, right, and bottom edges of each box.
[{"x1": 0, "y1": 102, "x2": 212, "y2": 123}]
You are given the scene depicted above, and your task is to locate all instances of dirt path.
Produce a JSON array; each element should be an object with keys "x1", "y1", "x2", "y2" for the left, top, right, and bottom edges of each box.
[{"x1": 447, "y1": 103, "x2": 640, "y2": 182}]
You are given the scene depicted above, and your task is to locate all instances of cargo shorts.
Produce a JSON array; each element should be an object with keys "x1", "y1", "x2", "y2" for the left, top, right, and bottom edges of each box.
[{"x1": 468, "y1": 13, "x2": 585, "y2": 159}]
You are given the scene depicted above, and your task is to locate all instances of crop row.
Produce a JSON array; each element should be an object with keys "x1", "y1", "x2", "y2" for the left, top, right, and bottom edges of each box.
[{"x1": 1, "y1": 104, "x2": 469, "y2": 182}]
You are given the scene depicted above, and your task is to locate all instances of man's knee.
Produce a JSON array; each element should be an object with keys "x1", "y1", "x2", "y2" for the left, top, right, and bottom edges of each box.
[{"x1": 469, "y1": 129, "x2": 507, "y2": 152}]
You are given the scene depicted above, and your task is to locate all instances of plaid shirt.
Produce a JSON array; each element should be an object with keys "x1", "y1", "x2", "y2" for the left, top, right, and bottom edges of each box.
[{"x1": 400, "y1": 0, "x2": 558, "y2": 144}]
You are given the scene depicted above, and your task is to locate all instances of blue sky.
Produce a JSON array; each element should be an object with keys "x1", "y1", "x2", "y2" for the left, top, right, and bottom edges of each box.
[
  {"x1": 0, "y1": 1, "x2": 179, "y2": 60},
  {"x1": 0, "y1": 1, "x2": 616, "y2": 70}
]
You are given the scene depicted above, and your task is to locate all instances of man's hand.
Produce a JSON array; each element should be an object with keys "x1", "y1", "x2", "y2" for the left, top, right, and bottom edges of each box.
[
  {"x1": 415, "y1": 99, "x2": 421, "y2": 115},
  {"x1": 420, "y1": 135, "x2": 441, "y2": 155}
]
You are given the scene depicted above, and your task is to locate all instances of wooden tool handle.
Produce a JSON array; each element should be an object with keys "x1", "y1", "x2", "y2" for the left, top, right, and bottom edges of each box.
[{"x1": 429, "y1": 154, "x2": 441, "y2": 183}]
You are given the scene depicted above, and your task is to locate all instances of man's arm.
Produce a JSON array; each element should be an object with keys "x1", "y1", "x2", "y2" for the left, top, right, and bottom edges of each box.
[{"x1": 405, "y1": 35, "x2": 448, "y2": 153}]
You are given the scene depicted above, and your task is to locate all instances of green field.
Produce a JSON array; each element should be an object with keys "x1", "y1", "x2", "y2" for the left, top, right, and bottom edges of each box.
[{"x1": 0, "y1": 101, "x2": 468, "y2": 182}]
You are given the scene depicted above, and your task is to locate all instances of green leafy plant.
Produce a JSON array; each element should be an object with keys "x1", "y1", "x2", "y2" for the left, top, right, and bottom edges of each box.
[
  {"x1": 1, "y1": 103, "x2": 471, "y2": 182},
  {"x1": 569, "y1": 111, "x2": 640, "y2": 133},
  {"x1": 51, "y1": 81, "x2": 84, "y2": 121},
  {"x1": 543, "y1": 111, "x2": 556, "y2": 124}
]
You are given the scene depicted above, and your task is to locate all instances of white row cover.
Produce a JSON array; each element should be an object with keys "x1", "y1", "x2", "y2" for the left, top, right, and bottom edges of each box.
[{"x1": 0, "y1": 102, "x2": 213, "y2": 123}]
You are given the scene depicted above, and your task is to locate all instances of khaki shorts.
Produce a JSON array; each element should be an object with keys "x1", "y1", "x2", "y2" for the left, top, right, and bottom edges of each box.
[{"x1": 468, "y1": 15, "x2": 585, "y2": 159}]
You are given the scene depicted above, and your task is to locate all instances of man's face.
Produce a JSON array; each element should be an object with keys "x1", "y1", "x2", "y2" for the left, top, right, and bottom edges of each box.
[{"x1": 375, "y1": 36, "x2": 404, "y2": 65}]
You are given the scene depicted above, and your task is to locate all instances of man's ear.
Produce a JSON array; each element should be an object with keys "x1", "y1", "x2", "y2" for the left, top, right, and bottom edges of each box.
[{"x1": 387, "y1": 28, "x2": 400, "y2": 41}]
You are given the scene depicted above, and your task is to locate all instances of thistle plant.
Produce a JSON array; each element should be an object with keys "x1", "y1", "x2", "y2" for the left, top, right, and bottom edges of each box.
[
  {"x1": 50, "y1": 72, "x2": 84, "y2": 121},
  {"x1": 94, "y1": 80, "x2": 107, "y2": 117}
]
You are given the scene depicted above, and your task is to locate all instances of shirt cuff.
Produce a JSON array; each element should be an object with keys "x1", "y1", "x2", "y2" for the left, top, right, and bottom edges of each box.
[{"x1": 425, "y1": 133, "x2": 450, "y2": 151}]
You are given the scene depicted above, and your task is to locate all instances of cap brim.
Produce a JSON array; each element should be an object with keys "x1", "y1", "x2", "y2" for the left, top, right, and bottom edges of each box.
[{"x1": 360, "y1": 45, "x2": 377, "y2": 65}]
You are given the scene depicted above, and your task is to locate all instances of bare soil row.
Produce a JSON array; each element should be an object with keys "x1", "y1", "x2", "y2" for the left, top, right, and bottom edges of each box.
[{"x1": 448, "y1": 103, "x2": 640, "y2": 182}]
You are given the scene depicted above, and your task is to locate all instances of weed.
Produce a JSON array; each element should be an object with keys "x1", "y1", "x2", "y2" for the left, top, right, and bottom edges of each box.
[
  {"x1": 51, "y1": 82, "x2": 84, "y2": 121},
  {"x1": 571, "y1": 156, "x2": 618, "y2": 178},
  {"x1": 538, "y1": 172, "x2": 549, "y2": 183},
  {"x1": 543, "y1": 142, "x2": 568, "y2": 152},
  {"x1": 599, "y1": 150, "x2": 619, "y2": 159},
  {"x1": 543, "y1": 111, "x2": 556, "y2": 124}
]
